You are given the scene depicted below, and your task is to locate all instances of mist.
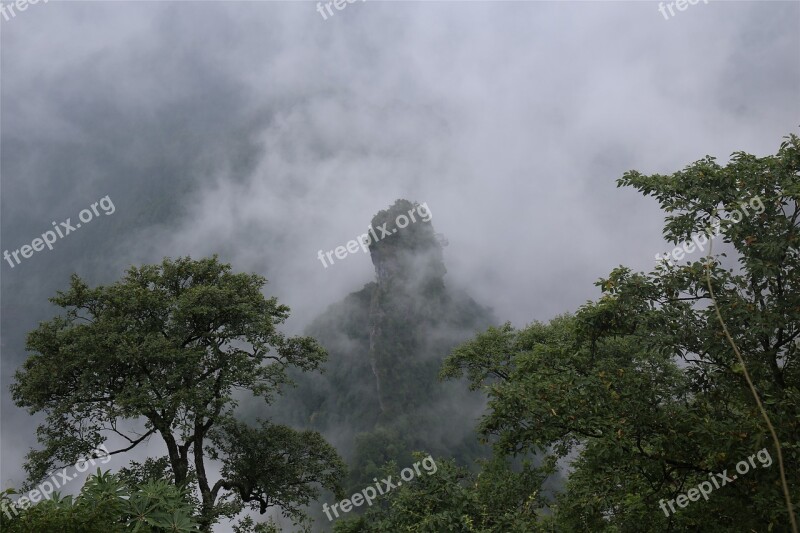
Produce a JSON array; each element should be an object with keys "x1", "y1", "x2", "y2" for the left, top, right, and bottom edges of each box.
[{"x1": 2, "y1": 1, "x2": 798, "y2": 531}]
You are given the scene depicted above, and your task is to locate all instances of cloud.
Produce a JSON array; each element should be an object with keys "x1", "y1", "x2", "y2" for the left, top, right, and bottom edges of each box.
[{"x1": 2, "y1": 2, "x2": 798, "y2": 530}]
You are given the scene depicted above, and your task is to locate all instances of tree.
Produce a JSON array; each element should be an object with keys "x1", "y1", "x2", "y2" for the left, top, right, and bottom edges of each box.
[
  {"x1": 442, "y1": 317, "x2": 696, "y2": 530},
  {"x1": 439, "y1": 134, "x2": 800, "y2": 531},
  {"x1": 11, "y1": 256, "x2": 346, "y2": 531}
]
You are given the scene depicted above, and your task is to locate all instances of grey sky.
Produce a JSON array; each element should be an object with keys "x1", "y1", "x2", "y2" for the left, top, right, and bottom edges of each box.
[{"x1": 2, "y1": 1, "x2": 798, "y2": 530}]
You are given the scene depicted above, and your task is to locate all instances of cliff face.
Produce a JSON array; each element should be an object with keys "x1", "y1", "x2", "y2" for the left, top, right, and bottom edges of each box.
[
  {"x1": 275, "y1": 199, "x2": 494, "y2": 490},
  {"x1": 366, "y1": 199, "x2": 449, "y2": 417}
]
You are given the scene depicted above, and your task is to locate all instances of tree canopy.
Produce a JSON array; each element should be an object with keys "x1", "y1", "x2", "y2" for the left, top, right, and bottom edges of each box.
[{"x1": 11, "y1": 256, "x2": 345, "y2": 531}]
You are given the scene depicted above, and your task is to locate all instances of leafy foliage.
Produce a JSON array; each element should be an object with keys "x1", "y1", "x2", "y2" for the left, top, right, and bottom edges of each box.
[
  {"x1": 210, "y1": 418, "x2": 346, "y2": 520},
  {"x1": 0, "y1": 469, "x2": 199, "y2": 532},
  {"x1": 10, "y1": 256, "x2": 344, "y2": 531},
  {"x1": 333, "y1": 454, "x2": 551, "y2": 533}
]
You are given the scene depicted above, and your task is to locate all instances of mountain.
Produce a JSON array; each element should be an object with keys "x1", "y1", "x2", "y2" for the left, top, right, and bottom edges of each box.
[{"x1": 272, "y1": 199, "x2": 496, "y2": 493}]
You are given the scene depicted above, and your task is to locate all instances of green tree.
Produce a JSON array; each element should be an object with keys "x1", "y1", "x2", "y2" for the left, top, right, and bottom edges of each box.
[
  {"x1": 440, "y1": 134, "x2": 800, "y2": 531},
  {"x1": 11, "y1": 256, "x2": 346, "y2": 531},
  {"x1": 442, "y1": 317, "x2": 691, "y2": 530}
]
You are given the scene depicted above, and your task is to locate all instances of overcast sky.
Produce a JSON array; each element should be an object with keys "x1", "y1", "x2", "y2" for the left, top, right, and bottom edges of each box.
[{"x1": 2, "y1": 0, "x2": 798, "y2": 530}]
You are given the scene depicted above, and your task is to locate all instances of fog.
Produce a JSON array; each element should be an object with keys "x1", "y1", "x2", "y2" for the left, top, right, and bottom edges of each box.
[{"x1": 2, "y1": 1, "x2": 798, "y2": 530}]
